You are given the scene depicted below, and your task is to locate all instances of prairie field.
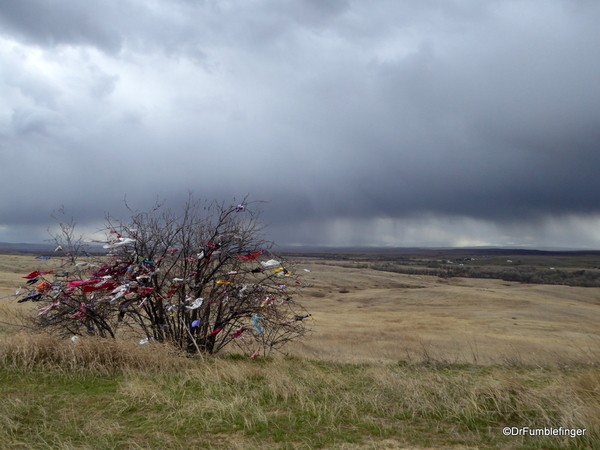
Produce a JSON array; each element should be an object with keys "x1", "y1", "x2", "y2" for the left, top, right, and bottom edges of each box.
[
  {"x1": 1, "y1": 251, "x2": 600, "y2": 449},
  {"x1": 291, "y1": 258, "x2": 600, "y2": 366}
]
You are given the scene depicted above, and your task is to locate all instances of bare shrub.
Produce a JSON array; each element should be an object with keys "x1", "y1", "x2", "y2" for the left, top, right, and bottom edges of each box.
[{"x1": 11, "y1": 197, "x2": 310, "y2": 357}]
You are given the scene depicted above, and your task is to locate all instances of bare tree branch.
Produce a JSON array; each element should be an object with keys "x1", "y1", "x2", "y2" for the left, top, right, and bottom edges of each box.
[{"x1": 10, "y1": 197, "x2": 310, "y2": 357}]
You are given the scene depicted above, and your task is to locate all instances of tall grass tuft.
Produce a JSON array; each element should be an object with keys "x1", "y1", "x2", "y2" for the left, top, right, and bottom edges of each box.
[{"x1": 0, "y1": 332, "x2": 191, "y2": 375}]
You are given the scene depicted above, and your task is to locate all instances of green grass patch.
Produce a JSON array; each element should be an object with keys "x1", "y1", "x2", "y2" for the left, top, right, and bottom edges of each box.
[{"x1": 0, "y1": 336, "x2": 599, "y2": 449}]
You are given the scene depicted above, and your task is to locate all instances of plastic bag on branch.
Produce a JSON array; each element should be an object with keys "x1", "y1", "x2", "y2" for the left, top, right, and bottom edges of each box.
[{"x1": 12, "y1": 198, "x2": 311, "y2": 356}]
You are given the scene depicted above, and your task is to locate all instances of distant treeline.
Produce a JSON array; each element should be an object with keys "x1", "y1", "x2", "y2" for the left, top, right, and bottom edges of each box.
[{"x1": 371, "y1": 263, "x2": 600, "y2": 287}]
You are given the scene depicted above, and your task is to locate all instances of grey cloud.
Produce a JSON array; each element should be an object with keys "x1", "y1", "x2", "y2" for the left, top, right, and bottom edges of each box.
[
  {"x1": 87, "y1": 68, "x2": 119, "y2": 99},
  {"x1": 3, "y1": 66, "x2": 61, "y2": 110},
  {"x1": 11, "y1": 107, "x2": 64, "y2": 135},
  {"x1": 1, "y1": 0, "x2": 600, "y2": 248},
  {"x1": 0, "y1": 0, "x2": 125, "y2": 52}
]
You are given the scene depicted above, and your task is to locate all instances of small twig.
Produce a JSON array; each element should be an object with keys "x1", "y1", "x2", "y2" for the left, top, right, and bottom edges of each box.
[
  {"x1": 0, "y1": 320, "x2": 36, "y2": 330},
  {"x1": 182, "y1": 318, "x2": 204, "y2": 361}
]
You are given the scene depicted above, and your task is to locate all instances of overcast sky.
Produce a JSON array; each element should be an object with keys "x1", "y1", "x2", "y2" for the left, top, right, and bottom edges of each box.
[{"x1": 1, "y1": 0, "x2": 600, "y2": 248}]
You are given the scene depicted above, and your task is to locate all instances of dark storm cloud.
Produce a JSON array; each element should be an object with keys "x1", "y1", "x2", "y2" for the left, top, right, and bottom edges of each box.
[
  {"x1": 1, "y1": 0, "x2": 600, "y2": 246},
  {"x1": 0, "y1": 0, "x2": 126, "y2": 52}
]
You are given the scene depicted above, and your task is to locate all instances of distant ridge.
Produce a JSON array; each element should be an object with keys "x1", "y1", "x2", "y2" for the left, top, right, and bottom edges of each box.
[
  {"x1": 2, "y1": 241, "x2": 598, "y2": 256},
  {"x1": 0, "y1": 242, "x2": 57, "y2": 254},
  {"x1": 277, "y1": 245, "x2": 600, "y2": 255},
  {"x1": 0, "y1": 242, "x2": 106, "y2": 255}
]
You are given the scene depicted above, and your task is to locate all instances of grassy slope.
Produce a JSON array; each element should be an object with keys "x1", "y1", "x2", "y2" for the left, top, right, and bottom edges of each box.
[
  {"x1": 2, "y1": 252, "x2": 600, "y2": 448},
  {"x1": 4, "y1": 253, "x2": 600, "y2": 366},
  {"x1": 0, "y1": 335, "x2": 599, "y2": 450}
]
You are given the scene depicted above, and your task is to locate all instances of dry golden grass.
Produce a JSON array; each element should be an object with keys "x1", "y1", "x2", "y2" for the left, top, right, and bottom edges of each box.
[
  {"x1": 290, "y1": 260, "x2": 600, "y2": 366},
  {"x1": 2, "y1": 252, "x2": 600, "y2": 448},
  {"x1": 2, "y1": 253, "x2": 600, "y2": 367},
  {"x1": 0, "y1": 332, "x2": 191, "y2": 375},
  {"x1": 0, "y1": 334, "x2": 599, "y2": 448},
  {"x1": 3, "y1": 253, "x2": 600, "y2": 366}
]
